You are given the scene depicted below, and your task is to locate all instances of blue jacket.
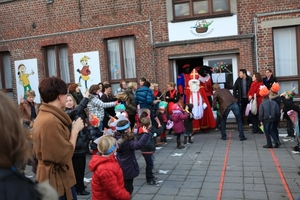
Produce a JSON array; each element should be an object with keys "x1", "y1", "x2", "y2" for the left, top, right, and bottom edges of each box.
[
  {"x1": 135, "y1": 86, "x2": 154, "y2": 110},
  {"x1": 116, "y1": 133, "x2": 149, "y2": 180}
]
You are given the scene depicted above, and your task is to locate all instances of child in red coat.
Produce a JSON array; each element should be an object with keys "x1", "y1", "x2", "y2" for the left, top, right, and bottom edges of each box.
[
  {"x1": 171, "y1": 103, "x2": 189, "y2": 149},
  {"x1": 89, "y1": 135, "x2": 130, "y2": 200}
]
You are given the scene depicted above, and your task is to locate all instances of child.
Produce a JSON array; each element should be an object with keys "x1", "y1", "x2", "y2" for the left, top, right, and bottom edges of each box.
[
  {"x1": 156, "y1": 101, "x2": 169, "y2": 143},
  {"x1": 183, "y1": 103, "x2": 194, "y2": 144},
  {"x1": 171, "y1": 103, "x2": 189, "y2": 149},
  {"x1": 258, "y1": 86, "x2": 280, "y2": 148},
  {"x1": 115, "y1": 120, "x2": 149, "y2": 195},
  {"x1": 89, "y1": 135, "x2": 130, "y2": 200},
  {"x1": 269, "y1": 82, "x2": 281, "y2": 142},
  {"x1": 136, "y1": 116, "x2": 163, "y2": 185},
  {"x1": 19, "y1": 90, "x2": 39, "y2": 129}
]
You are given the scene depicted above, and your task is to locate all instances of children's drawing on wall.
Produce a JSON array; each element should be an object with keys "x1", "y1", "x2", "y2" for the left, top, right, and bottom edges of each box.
[
  {"x1": 14, "y1": 58, "x2": 40, "y2": 103},
  {"x1": 73, "y1": 51, "x2": 101, "y2": 92}
]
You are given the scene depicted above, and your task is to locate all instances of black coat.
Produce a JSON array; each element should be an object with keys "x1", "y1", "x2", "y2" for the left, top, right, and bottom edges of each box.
[
  {"x1": 116, "y1": 133, "x2": 149, "y2": 180},
  {"x1": 281, "y1": 96, "x2": 300, "y2": 120},
  {"x1": 263, "y1": 75, "x2": 277, "y2": 90},
  {"x1": 233, "y1": 76, "x2": 252, "y2": 102},
  {"x1": 136, "y1": 125, "x2": 163, "y2": 153},
  {"x1": 0, "y1": 168, "x2": 41, "y2": 200}
]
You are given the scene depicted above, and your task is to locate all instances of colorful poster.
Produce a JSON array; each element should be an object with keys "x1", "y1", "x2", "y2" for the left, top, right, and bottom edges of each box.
[
  {"x1": 14, "y1": 58, "x2": 40, "y2": 104},
  {"x1": 73, "y1": 51, "x2": 101, "y2": 92}
]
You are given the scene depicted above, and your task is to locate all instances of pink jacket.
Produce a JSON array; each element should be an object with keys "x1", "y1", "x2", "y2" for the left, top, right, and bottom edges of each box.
[{"x1": 172, "y1": 111, "x2": 189, "y2": 134}]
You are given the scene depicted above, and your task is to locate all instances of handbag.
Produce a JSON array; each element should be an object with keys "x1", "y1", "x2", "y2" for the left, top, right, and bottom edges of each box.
[
  {"x1": 251, "y1": 93, "x2": 257, "y2": 115},
  {"x1": 166, "y1": 120, "x2": 174, "y2": 130},
  {"x1": 245, "y1": 100, "x2": 252, "y2": 116}
]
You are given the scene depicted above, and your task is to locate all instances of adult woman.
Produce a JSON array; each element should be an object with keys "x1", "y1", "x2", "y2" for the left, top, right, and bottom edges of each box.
[
  {"x1": 101, "y1": 84, "x2": 116, "y2": 129},
  {"x1": 33, "y1": 77, "x2": 84, "y2": 200},
  {"x1": 0, "y1": 92, "x2": 58, "y2": 200},
  {"x1": 165, "y1": 82, "x2": 180, "y2": 115},
  {"x1": 125, "y1": 82, "x2": 137, "y2": 130},
  {"x1": 248, "y1": 73, "x2": 264, "y2": 134},
  {"x1": 68, "y1": 83, "x2": 84, "y2": 105},
  {"x1": 98, "y1": 82, "x2": 104, "y2": 98},
  {"x1": 65, "y1": 93, "x2": 91, "y2": 196}
]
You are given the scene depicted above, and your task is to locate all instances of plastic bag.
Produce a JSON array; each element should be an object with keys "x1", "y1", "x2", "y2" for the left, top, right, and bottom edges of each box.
[
  {"x1": 251, "y1": 94, "x2": 257, "y2": 115},
  {"x1": 245, "y1": 101, "x2": 252, "y2": 116},
  {"x1": 166, "y1": 120, "x2": 174, "y2": 130}
]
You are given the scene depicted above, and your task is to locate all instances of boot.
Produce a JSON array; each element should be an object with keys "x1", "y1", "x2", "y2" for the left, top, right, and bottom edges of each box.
[
  {"x1": 176, "y1": 139, "x2": 185, "y2": 149},
  {"x1": 188, "y1": 136, "x2": 193, "y2": 144},
  {"x1": 156, "y1": 137, "x2": 164, "y2": 146},
  {"x1": 183, "y1": 136, "x2": 187, "y2": 144}
]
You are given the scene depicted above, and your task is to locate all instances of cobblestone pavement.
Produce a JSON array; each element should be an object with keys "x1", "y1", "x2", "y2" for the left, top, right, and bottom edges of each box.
[{"x1": 25, "y1": 128, "x2": 300, "y2": 200}]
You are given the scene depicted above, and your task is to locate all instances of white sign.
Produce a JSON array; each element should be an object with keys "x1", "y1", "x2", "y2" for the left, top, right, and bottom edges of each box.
[
  {"x1": 212, "y1": 73, "x2": 226, "y2": 83},
  {"x1": 168, "y1": 15, "x2": 238, "y2": 42},
  {"x1": 15, "y1": 59, "x2": 40, "y2": 103},
  {"x1": 73, "y1": 51, "x2": 101, "y2": 92}
]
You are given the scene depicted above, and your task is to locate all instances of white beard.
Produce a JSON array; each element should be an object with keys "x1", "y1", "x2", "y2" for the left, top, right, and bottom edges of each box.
[{"x1": 190, "y1": 83, "x2": 199, "y2": 92}]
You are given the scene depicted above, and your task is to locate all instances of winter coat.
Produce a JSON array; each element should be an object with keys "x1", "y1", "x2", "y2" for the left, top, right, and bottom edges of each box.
[
  {"x1": 136, "y1": 126, "x2": 163, "y2": 153},
  {"x1": 247, "y1": 81, "x2": 264, "y2": 113},
  {"x1": 259, "y1": 98, "x2": 280, "y2": 122},
  {"x1": 269, "y1": 93, "x2": 281, "y2": 121},
  {"x1": 116, "y1": 133, "x2": 149, "y2": 180},
  {"x1": 19, "y1": 100, "x2": 39, "y2": 124},
  {"x1": 233, "y1": 76, "x2": 252, "y2": 102},
  {"x1": 89, "y1": 154, "x2": 130, "y2": 200},
  {"x1": 124, "y1": 89, "x2": 137, "y2": 116},
  {"x1": 135, "y1": 86, "x2": 154, "y2": 110},
  {"x1": 65, "y1": 98, "x2": 91, "y2": 156},
  {"x1": 212, "y1": 89, "x2": 237, "y2": 117},
  {"x1": 172, "y1": 111, "x2": 189, "y2": 134},
  {"x1": 281, "y1": 96, "x2": 300, "y2": 120},
  {"x1": 263, "y1": 75, "x2": 277, "y2": 90},
  {"x1": 165, "y1": 89, "x2": 180, "y2": 114},
  {"x1": 87, "y1": 94, "x2": 115, "y2": 121},
  {"x1": 33, "y1": 103, "x2": 75, "y2": 199},
  {"x1": 156, "y1": 111, "x2": 170, "y2": 129},
  {"x1": 89, "y1": 127, "x2": 102, "y2": 150}
]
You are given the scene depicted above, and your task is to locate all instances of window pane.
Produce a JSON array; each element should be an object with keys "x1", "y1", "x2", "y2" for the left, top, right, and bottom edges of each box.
[
  {"x1": 213, "y1": 0, "x2": 229, "y2": 12},
  {"x1": 108, "y1": 39, "x2": 121, "y2": 80},
  {"x1": 3, "y1": 54, "x2": 12, "y2": 88},
  {"x1": 174, "y1": 3, "x2": 190, "y2": 17},
  {"x1": 47, "y1": 47, "x2": 57, "y2": 77},
  {"x1": 274, "y1": 27, "x2": 297, "y2": 77},
  {"x1": 208, "y1": 59, "x2": 233, "y2": 89},
  {"x1": 111, "y1": 83, "x2": 119, "y2": 97},
  {"x1": 59, "y1": 47, "x2": 70, "y2": 83},
  {"x1": 122, "y1": 37, "x2": 136, "y2": 79},
  {"x1": 194, "y1": 0, "x2": 208, "y2": 14},
  {"x1": 279, "y1": 81, "x2": 298, "y2": 95}
]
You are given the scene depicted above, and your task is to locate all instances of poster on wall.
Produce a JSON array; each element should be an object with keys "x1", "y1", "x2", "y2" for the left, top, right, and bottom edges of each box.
[
  {"x1": 73, "y1": 51, "x2": 101, "y2": 93},
  {"x1": 14, "y1": 58, "x2": 41, "y2": 104}
]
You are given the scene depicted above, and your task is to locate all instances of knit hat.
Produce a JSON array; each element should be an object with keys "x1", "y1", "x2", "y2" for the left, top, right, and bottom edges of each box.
[
  {"x1": 171, "y1": 103, "x2": 182, "y2": 111},
  {"x1": 89, "y1": 114, "x2": 100, "y2": 126},
  {"x1": 115, "y1": 104, "x2": 126, "y2": 112},
  {"x1": 158, "y1": 101, "x2": 168, "y2": 111},
  {"x1": 259, "y1": 86, "x2": 269, "y2": 97},
  {"x1": 270, "y1": 82, "x2": 280, "y2": 93}
]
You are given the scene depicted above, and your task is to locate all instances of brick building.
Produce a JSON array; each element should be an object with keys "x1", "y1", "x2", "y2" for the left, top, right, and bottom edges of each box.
[{"x1": 0, "y1": 0, "x2": 299, "y2": 102}]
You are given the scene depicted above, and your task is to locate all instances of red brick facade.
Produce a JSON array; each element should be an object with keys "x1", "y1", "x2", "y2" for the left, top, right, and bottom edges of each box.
[{"x1": 0, "y1": 0, "x2": 300, "y2": 99}]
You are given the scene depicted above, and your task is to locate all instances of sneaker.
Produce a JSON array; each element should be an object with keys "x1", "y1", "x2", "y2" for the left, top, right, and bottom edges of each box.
[
  {"x1": 284, "y1": 136, "x2": 291, "y2": 139},
  {"x1": 249, "y1": 124, "x2": 253, "y2": 127},
  {"x1": 240, "y1": 137, "x2": 247, "y2": 141},
  {"x1": 147, "y1": 180, "x2": 156, "y2": 185}
]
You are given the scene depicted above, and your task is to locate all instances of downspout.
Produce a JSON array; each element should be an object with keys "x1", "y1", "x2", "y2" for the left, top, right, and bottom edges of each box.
[{"x1": 253, "y1": 9, "x2": 300, "y2": 72}]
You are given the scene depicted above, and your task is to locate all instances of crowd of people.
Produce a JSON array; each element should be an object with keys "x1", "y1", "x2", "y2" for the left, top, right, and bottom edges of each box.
[{"x1": 2, "y1": 65, "x2": 300, "y2": 199}]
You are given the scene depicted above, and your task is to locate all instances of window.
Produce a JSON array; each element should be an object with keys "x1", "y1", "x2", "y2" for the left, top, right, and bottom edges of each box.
[
  {"x1": 44, "y1": 45, "x2": 70, "y2": 83},
  {"x1": 173, "y1": 0, "x2": 230, "y2": 19},
  {"x1": 0, "y1": 52, "x2": 13, "y2": 98},
  {"x1": 273, "y1": 26, "x2": 300, "y2": 94},
  {"x1": 107, "y1": 37, "x2": 137, "y2": 92}
]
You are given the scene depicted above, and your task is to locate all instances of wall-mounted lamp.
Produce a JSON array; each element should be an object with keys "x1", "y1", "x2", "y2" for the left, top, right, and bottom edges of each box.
[{"x1": 46, "y1": 0, "x2": 54, "y2": 4}]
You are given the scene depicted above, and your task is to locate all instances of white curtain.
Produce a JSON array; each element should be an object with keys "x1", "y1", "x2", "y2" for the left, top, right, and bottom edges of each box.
[
  {"x1": 47, "y1": 47, "x2": 57, "y2": 77},
  {"x1": 3, "y1": 54, "x2": 12, "y2": 88},
  {"x1": 122, "y1": 37, "x2": 136, "y2": 79},
  {"x1": 274, "y1": 27, "x2": 297, "y2": 77},
  {"x1": 59, "y1": 47, "x2": 70, "y2": 83},
  {"x1": 108, "y1": 39, "x2": 121, "y2": 80}
]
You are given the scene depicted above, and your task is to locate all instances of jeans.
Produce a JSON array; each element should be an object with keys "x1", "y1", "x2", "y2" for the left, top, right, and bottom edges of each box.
[
  {"x1": 221, "y1": 103, "x2": 245, "y2": 139},
  {"x1": 98, "y1": 121, "x2": 103, "y2": 133},
  {"x1": 59, "y1": 186, "x2": 77, "y2": 200},
  {"x1": 142, "y1": 154, "x2": 155, "y2": 182},
  {"x1": 264, "y1": 122, "x2": 279, "y2": 145}
]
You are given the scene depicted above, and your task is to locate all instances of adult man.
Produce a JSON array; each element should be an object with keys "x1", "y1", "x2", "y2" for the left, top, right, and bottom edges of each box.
[
  {"x1": 212, "y1": 83, "x2": 247, "y2": 141},
  {"x1": 114, "y1": 80, "x2": 127, "y2": 95},
  {"x1": 263, "y1": 68, "x2": 277, "y2": 89},
  {"x1": 233, "y1": 69, "x2": 252, "y2": 124},
  {"x1": 177, "y1": 64, "x2": 192, "y2": 104}
]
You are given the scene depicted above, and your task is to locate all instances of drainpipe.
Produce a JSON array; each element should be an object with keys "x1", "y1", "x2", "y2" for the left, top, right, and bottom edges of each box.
[{"x1": 253, "y1": 9, "x2": 300, "y2": 72}]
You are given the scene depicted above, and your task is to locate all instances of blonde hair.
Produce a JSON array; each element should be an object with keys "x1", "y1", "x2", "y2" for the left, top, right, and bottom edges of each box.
[
  {"x1": 97, "y1": 135, "x2": 116, "y2": 155},
  {"x1": 140, "y1": 117, "x2": 151, "y2": 128},
  {"x1": 66, "y1": 94, "x2": 77, "y2": 108},
  {"x1": 0, "y1": 92, "x2": 30, "y2": 168},
  {"x1": 168, "y1": 82, "x2": 176, "y2": 88},
  {"x1": 127, "y1": 82, "x2": 137, "y2": 90},
  {"x1": 25, "y1": 90, "x2": 36, "y2": 97},
  {"x1": 212, "y1": 83, "x2": 220, "y2": 91}
]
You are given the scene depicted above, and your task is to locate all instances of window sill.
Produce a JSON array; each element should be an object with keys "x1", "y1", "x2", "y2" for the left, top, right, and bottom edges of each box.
[
  {"x1": 171, "y1": 13, "x2": 233, "y2": 23},
  {"x1": 0, "y1": 0, "x2": 14, "y2": 3}
]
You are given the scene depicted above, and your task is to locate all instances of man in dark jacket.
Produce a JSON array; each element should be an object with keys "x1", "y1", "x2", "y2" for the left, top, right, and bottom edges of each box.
[
  {"x1": 233, "y1": 69, "x2": 252, "y2": 124},
  {"x1": 212, "y1": 84, "x2": 247, "y2": 141},
  {"x1": 263, "y1": 68, "x2": 277, "y2": 90}
]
